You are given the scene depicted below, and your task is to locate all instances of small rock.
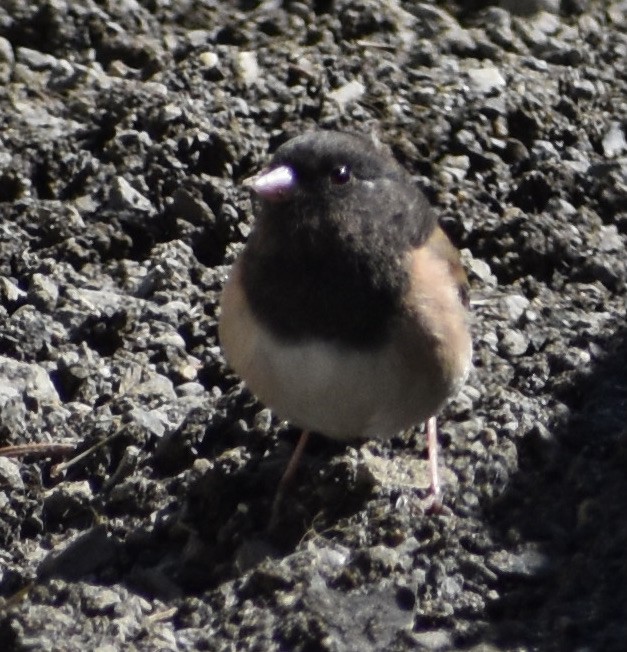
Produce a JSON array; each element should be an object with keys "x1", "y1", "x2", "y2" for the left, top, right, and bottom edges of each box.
[
  {"x1": 551, "y1": 197, "x2": 577, "y2": 216},
  {"x1": 532, "y1": 139, "x2": 559, "y2": 161},
  {"x1": 253, "y1": 408, "x2": 273, "y2": 433},
  {"x1": 410, "y1": 629, "x2": 454, "y2": 650},
  {"x1": 481, "y1": 428, "x2": 498, "y2": 447},
  {"x1": 0, "y1": 277, "x2": 26, "y2": 303},
  {"x1": 607, "y1": 3, "x2": 626, "y2": 26},
  {"x1": 408, "y1": 3, "x2": 459, "y2": 31},
  {"x1": 328, "y1": 80, "x2": 365, "y2": 109},
  {"x1": 303, "y1": 541, "x2": 350, "y2": 570},
  {"x1": 529, "y1": 10, "x2": 561, "y2": 34},
  {"x1": 47, "y1": 58, "x2": 76, "y2": 90},
  {"x1": 571, "y1": 79, "x2": 596, "y2": 99},
  {"x1": 502, "y1": 294, "x2": 530, "y2": 322},
  {"x1": 467, "y1": 67, "x2": 506, "y2": 93},
  {"x1": 0, "y1": 457, "x2": 24, "y2": 491},
  {"x1": 198, "y1": 51, "x2": 219, "y2": 69},
  {"x1": 466, "y1": 256, "x2": 497, "y2": 286},
  {"x1": 440, "y1": 154, "x2": 470, "y2": 181},
  {"x1": 38, "y1": 526, "x2": 118, "y2": 581},
  {"x1": 187, "y1": 29, "x2": 211, "y2": 48},
  {"x1": 0, "y1": 356, "x2": 59, "y2": 407},
  {"x1": 176, "y1": 382, "x2": 206, "y2": 398},
  {"x1": 63, "y1": 290, "x2": 121, "y2": 320},
  {"x1": 597, "y1": 224, "x2": 623, "y2": 252},
  {"x1": 160, "y1": 103, "x2": 182, "y2": 122},
  {"x1": 108, "y1": 177, "x2": 153, "y2": 212},
  {"x1": 602, "y1": 122, "x2": 626, "y2": 158},
  {"x1": 16, "y1": 47, "x2": 61, "y2": 71},
  {"x1": 142, "y1": 81, "x2": 168, "y2": 97},
  {"x1": 236, "y1": 51, "x2": 260, "y2": 86},
  {"x1": 482, "y1": 97, "x2": 507, "y2": 118},
  {"x1": 361, "y1": 544, "x2": 400, "y2": 574},
  {"x1": 178, "y1": 361, "x2": 200, "y2": 382},
  {"x1": 74, "y1": 194, "x2": 99, "y2": 214},
  {"x1": 0, "y1": 37, "x2": 14, "y2": 65},
  {"x1": 44, "y1": 480, "x2": 93, "y2": 525},
  {"x1": 27, "y1": 273, "x2": 59, "y2": 311},
  {"x1": 0, "y1": 36, "x2": 14, "y2": 84},
  {"x1": 443, "y1": 26, "x2": 477, "y2": 55},
  {"x1": 108, "y1": 59, "x2": 133, "y2": 78},
  {"x1": 499, "y1": 329, "x2": 529, "y2": 357},
  {"x1": 129, "y1": 407, "x2": 167, "y2": 437},
  {"x1": 126, "y1": 373, "x2": 177, "y2": 401},
  {"x1": 153, "y1": 332, "x2": 187, "y2": 349},
  {"x1": 169, "y1": 188, "x2": 216, "y2": 223},
  {"x1": 81, "y1": 585, "x2": 122, "y2": 616}
]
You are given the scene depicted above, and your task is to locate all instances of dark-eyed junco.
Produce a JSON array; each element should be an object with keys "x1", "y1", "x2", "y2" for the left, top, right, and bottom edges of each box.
[{"x1": 219, "y1": 131, "x2": 472, "y2": 516}]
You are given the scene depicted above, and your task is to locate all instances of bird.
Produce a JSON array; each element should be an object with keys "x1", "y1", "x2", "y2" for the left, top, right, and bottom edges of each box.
[{"x1": 218, "y1": 130, "x2": 472, "y2": 522}]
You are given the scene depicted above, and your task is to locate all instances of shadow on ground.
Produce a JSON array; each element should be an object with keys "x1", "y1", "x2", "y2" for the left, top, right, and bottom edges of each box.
[{"x1": 484, "y1": 321, "x2": 627, "y2": 651}]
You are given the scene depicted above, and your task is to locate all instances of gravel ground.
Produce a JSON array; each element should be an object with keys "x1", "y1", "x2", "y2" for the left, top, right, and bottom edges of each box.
[{"x1": 0, "y1": 1, "x2": 626, "y2": 650}]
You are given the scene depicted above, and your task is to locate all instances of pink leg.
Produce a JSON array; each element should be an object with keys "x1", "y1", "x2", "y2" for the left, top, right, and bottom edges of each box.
[
  {"x1": 268, "y1": 430, "x2": 310, "y2": 531},
  {"x1": 426, "y1": 416, "x2": 448, "y2": 513}
]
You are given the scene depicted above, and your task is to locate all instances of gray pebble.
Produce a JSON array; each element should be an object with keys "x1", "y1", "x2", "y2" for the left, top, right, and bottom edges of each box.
[
  {"x1": 16, "y1": 47, "x2": 61, "y2": 71},
  {"x1": 28, "y1": 273, "x2": 59, "y2": 311},
  {"x1": 502, "y1": 294, "x2": 530, "y2": 322},
  {"x1": 328, "y1": 80, "x2": 366, "y2": 110},
  {"x1": 38, "y1": 526, "x2": 118, "y2": 581},
  {"x1": 499, "y1": 329, "x2": 529, "y2": 357},
  {"x1": 467, "y1": 66, "x2": 506, "y2": 94},
  {"x1": 236, "y1": 51, "x2": 260, "y2": 86},
  {"x1": 602, "y1": 122, "x2": 626, "y2": 158},
  {"x1": 0, "y1": 36, "x2": 14, "y2": 84},
  {"x1": 0, "y1": 457, "x2": 24, "y2": 491},
  {"x1": 0, "y1": 356, "x2": 59, "y2": 407},
  {"x1": 466, "y1": 257, "x2": 497, "y2": 286},
  {"x1": 108, "y1": 176, "x2": 154, "y2": 212}
]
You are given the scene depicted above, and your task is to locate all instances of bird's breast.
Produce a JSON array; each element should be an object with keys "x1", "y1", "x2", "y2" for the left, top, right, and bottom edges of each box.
[{"x1": 219, "y1": 258, "x2": 470, "y2": 440}]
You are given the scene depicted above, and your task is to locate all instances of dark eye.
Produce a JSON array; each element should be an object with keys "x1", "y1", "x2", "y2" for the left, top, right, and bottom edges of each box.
[{"x1": 330, "y1": 165, "x2": 351, "y2": 184}]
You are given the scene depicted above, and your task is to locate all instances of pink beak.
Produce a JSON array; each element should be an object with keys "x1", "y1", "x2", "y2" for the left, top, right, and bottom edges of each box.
[{"x1": 244, "y1": 165, "x2": 295, "y2": 201}]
